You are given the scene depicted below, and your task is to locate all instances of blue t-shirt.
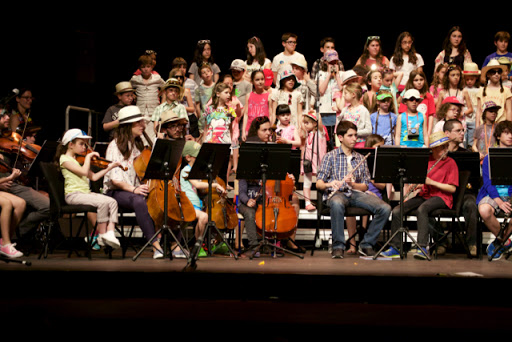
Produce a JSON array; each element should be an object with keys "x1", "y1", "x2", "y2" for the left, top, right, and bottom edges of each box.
[
  {"x1": 180, "y1": 164, "x2": 203, "y2": 210},
  {"x1": 399, "y1": 112, "x2": 424, "y2": 147},
  {"x1": 370, "y1": 112, "x2": 397, "y2": 145}
]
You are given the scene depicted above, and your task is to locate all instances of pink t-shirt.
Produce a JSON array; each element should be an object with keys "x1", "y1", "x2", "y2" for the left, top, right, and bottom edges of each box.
[{"x1": 246, "y1": 91, "x2": 270, "y2": 132}]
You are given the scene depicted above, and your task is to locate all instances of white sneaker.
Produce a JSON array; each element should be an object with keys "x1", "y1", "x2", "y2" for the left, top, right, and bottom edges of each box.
[
  {"x1": 100, "y1": 231, "x2": 120, "y2": 249},
  {"x1": 153, "y1": 248, "x2": 164, "y2": 259},
  {"x1": 0, "y1": 243, "x2": 23, "y2": 258}
]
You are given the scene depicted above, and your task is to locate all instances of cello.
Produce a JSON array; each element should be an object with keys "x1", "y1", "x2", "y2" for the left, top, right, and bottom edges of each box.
[
  {"x1": 202, "y1": 176, "x2": 238, "y2": 230},
  {"x1": 133, "y1": 141, "x2": 196, "y2": 229},
  {"x1": 254, "y1": 128, "x2": 298, "y2": 239},
  {"x1": 255, "y1": 172, "x2": 298, "y2": 239}
]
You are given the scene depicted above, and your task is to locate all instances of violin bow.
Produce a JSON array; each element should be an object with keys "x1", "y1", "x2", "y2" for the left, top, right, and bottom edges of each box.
[{"x1": 12, "y1": 109, "x2": 31, "y2": 168}]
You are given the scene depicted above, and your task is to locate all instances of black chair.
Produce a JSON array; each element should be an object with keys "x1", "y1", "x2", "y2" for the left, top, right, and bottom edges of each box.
[
  {"x1": 409, "y1": 170, "x2": 472, "y2": 259},
  {"x1": 39, "y1": 162, "x2": 98, "y2": 259},
  {"x1": 311, "y1": 189, "x2": 373, "y2": 256}
]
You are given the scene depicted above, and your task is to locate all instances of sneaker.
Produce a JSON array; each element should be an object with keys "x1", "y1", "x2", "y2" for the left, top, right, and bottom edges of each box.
[
  {"x1": 172, "y1": 249, "x2": 187, "y2": 259},
  {"x1": 487, "y1": 239, "x2": 512, "y2": 260},
  {"x1": 433, "y1": 245, "x2": 446, "y2": 255},
  {"x1": 413, "y1": 247, "x2": 429, "y2": 260},
  {"x1": 358, "y1": 245, "x2": 375, "y2": 257},
  {"x1": 305, "y1": 204, "x2": 316, "y2": 211},
  {"x1": 153, "y1": 248, "x2": 164, "y2": 259},
  {"x1": 380, "y1": 246, "x2": 400, "y2": 258},
  {"x1": 0, "y1": 243, "x2": 23, "y2": 258},
  {"x1": 100, "y1": 231, "x2": 121, "y2": 249},
  {"x1": 331, "y1": 248, "x2": 344, "y2": 259},
  {"x1": 84, "y1": 235, "x2": 101, "y2": 250},
  {"x1": 469, "y1": 245, "x2": 478, "y2": 257},
  {"x1": 212, "y1": 242, "x2": 230, "y2": 255},
  {"x1": 198, "y1": 247, "x2": 207, "y2": 258}
]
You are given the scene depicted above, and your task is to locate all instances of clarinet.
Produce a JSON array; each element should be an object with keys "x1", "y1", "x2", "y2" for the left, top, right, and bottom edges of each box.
[
  {"x1": 327, "y1": 153, "x2": 370, "y2": 200},
  {"x1": 403, "y1": 149, "x2": 449, "y2": 201}
]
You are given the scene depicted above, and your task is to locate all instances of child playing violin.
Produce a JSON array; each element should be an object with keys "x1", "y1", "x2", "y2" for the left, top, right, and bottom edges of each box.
[{"x1": 55, "y1": 128, "x2": 122, "y2": 249}]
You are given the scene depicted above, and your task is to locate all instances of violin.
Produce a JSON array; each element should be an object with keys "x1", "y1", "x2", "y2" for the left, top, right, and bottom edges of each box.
[
  {"x1": 0, "y1": 130, "x2": 41, "y2": 162},
  {"x1": 133, "y1": 147, "x2": 196, "y2": 228},
  {"x1": 76, "y1": 147, "x2": 127, "y2": 171},
  {"x1": 255, "y1": 173, "x2": 297, "y2": 239},
  {"x1": 201, "y1": 177, "x2": 238, "y2": 230}
]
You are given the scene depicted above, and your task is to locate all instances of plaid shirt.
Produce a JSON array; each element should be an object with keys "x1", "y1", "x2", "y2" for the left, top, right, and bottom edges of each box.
[{"x1": 316, "y1": 148, "x2": 370, "y2": 201}]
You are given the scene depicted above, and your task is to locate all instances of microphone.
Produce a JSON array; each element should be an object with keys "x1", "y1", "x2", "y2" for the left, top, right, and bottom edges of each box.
[{"x1": 0, "y1": 88, "x2": 19, "y2": 105}]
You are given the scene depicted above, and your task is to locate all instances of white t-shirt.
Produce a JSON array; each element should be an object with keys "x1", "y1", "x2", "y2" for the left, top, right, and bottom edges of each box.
[
  {"x1": 271, "y1": 51, "x2": 305, "y2": 74},
  {"x1": 389, "y1": 53, "x2": 425, "y2": 86}
]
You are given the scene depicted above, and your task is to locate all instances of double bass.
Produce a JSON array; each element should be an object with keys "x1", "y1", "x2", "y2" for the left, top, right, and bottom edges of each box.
[{"x1": 133, "y1": 141, "x2": 196, "y2": 229}]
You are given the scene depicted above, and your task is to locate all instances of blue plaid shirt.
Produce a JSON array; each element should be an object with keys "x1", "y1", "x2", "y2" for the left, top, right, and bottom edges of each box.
[{"x1": 316, "y1": 148, "x2": 371, "y2": 201}]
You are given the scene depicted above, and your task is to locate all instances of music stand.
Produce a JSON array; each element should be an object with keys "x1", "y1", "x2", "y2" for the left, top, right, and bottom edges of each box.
[
  {"x1": 487, "y1": 147, "x2": 512, "y2": 261},
  {"x1": 132, "y1": 138, "x2": 187, "y2": 261},
  {"x1": 448, "y1": 151, "x2": 481, "y2": 192},
  {"x1": 372, "y1": 146, "x2": 431, "y2": 260},
  {"x1": 184, "y1": 143, "x2": 238, "y2": 271},
  {"x1": 236, "y1": 142, "x2": 303, "y2": 259}
]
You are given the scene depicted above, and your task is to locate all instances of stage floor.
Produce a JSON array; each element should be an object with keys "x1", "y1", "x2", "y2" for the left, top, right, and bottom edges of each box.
[{"x1": 3, "y1": 246, "x2": 512, "y2": 338}]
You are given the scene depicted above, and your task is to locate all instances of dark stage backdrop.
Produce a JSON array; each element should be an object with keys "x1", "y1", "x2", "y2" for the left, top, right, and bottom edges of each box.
[{"x1": 1, "y1": 10, "x2": 507, "y2": 145}]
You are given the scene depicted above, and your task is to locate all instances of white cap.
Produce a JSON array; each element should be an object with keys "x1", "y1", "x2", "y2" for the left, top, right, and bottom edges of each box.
[{"x1": 62, "y1": 129, "x2": 91, "y2": 145}]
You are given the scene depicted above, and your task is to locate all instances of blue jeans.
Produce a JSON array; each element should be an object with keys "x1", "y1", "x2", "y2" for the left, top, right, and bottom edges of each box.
[{"x1": 327, "y1": 191, "x2": 391, "y2": 250}]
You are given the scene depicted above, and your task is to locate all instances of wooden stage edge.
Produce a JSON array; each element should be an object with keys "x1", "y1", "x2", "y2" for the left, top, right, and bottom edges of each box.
[{"x1": 3, "y1": 247, "x2": 512, "y2": 338}]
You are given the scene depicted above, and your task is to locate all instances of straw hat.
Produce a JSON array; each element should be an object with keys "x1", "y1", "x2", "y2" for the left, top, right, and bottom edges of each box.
[
  {"x1": 117, "y1": 105, "x2": 144, "y2": 125},
  {"x1": 114, "y1": 81, "x2": 135, "y2": 95},
  {"x1": 160, "y1": 109, "x2": 188, "y2": 127},
  {"x1": 481, "y1": 59, "x2": 508, "y2": 83},
  {"x1": 340, "y1": 70, "x2": 360, "y2": 85},
  {"x1": 161, "y1": 78, "x2": 184, "y2": 98},
  {"x1": 462, "y1": 62, "x2": 480, "y2": 76},
  {"x1": 429, "y1": 131, "x2": 450, "y2": 148}
]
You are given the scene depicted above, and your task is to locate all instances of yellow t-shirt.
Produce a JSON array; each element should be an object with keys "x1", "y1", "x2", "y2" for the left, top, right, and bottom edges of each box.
[{"x1": 59, "y1": 154, "x2": 90, "y2": 195}]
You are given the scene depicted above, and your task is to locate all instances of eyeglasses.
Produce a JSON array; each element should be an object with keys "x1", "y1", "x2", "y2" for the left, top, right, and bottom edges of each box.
[
  {"x1": 20, "y1": 96, "x2": 34, "y2": 101},
  {"x1": 407, "y1": 97, "x2": 421, "y2": 102},
  {"x1": 285, "y1": 40, "x2": 297, "y2": 45},
  {"x1": 367, "y1": 36, "x2": 380, "y2": 42},
  {"x1": 198, "y1": 40, "x2": 211, "y2": 45}
]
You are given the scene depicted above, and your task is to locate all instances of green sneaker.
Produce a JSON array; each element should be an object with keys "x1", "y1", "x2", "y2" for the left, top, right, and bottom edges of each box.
[
  {"x1": 212, "y1": 242, "x2": 230, "y2": 255},
  {"x1": 198, "y1": 247, "x2": 207, "y2": 258}
]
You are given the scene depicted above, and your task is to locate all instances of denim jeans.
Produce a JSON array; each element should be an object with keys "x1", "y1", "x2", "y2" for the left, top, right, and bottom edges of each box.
[{"x1": 327, "y1": 191, "x2": 391, "y2": 250}]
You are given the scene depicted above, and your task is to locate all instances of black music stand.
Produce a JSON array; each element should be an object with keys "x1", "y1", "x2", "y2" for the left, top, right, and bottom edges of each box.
[
  {"x1": 372, "y1": 146, "x2": 431, "y2": 260},
  {"x1": 236, "y1": 142, "x2": 303, "y2": 259},
  {"x1": 448, "y1": 151, "x2": 481, "y2": 192},
  {"x1": 487, "y1": 147, "x2": 512, "y2": 261},
  {"x1": 184, "y1": 143, "x2": 238, "y2": 271},
  {"x1": 132, "y1": 138, "x2": 187, "y2": 261}
]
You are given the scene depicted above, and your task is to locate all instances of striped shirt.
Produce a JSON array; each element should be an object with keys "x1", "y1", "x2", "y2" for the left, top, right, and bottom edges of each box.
[{"x1": 316, "y1": 148, "x2": 370, "y2": 201}]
